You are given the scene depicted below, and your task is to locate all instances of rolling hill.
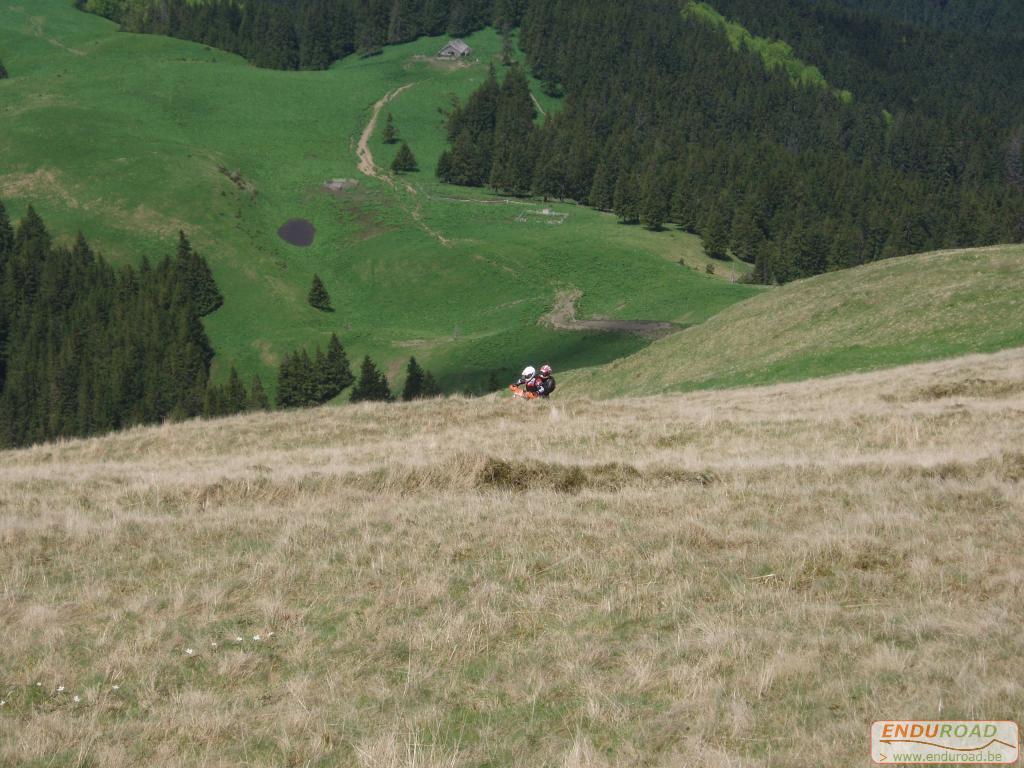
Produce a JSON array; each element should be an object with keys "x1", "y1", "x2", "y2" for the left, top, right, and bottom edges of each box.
[
  {"x1": 0, "y1": 0, "x2": 756, "y2": 396},
  {"x1": 573, "y1": 245, "x2": 1024, "y2": 397},
  {"x1": 2, "y1": 346, "x2": 1022, "y2": 766}
]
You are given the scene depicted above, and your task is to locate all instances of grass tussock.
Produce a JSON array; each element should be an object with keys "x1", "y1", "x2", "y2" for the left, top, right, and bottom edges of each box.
[{"x1": 1, "y1": 348, "x2": 1024, "y2": 766}]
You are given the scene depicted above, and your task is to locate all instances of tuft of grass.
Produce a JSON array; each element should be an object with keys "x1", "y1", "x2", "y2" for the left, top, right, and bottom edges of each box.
[
  {"x1": 573, "y1": 245, "x2": 1024, "y2": 397},
  {"x1": 2, "y1": 346, "x2": 1024, "y2": 766}
]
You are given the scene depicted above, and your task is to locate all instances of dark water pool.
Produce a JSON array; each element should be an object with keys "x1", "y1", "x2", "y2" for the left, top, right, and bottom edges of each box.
[{"x1": 277, "y1": 218, "x2": 316, "y2": 247}]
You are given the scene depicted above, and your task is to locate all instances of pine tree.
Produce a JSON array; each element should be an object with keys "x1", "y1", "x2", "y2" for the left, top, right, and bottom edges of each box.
[
  {"x1": 0, "y1": 60, "x2": 7, "y2": 80},
  {"x1": 391, "y1": 142, "x2": 419, "y2": 173},
  {"x1": 308, "y1": 273, "x2": 333, "y2": 312},
  {"x1": 226, "y1": 366, "x2": 248, "y2": 413},
  {"x1": 176, "y1": 231, "x2": 223, "y2": 316},
  {"x1": 350, "y1": 355, "x2": 393, "y2": 402},
  {"x1": 316, "y1": 333, "x2": 354, "y2": 401},
  {"x1": 276, "y1": 351, "x2": 298, "y2": 408},
  {"x1": 421, "y1": 372, "x2": 441, "y2": 398},
  {"x1": 729, "y1": 206, "x2": 763, "y2": 264},
  {"x1": 613, "y1": 172, "x2": 640, "y2": 224},
  {"x1": 401, "y1": 356, "x2": 425, "y2": 401},
  {"x1": 702, "y1": 209, "x2": 731, "y2": 261},
  {"x1": 500, "y1": 25, "x2": 514, "y2": 66},
  {"x1": 588, "y1": 160, "x2": 615, "y2": 211},
  {"x1": 383, "y1": 111, "x2": 397, "y2": 144},
  {"x1": 249, "y1": 374, "x2": 270, "y2": 411},
  {"x1": 640, "y1": 167, "x2": 672, "y2": 231}
]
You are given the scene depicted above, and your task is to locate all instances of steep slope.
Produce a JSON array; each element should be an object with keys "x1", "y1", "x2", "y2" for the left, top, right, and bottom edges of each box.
[
  {"x1": 0, "y1": 0, "x2": 754, "y2": 396},
  {"x1": 2, "y1": 348, "x2": 1023, "y2": 766},
  {"x1": 573, "y1": 245, "x2": 1024, "y2": 397}
]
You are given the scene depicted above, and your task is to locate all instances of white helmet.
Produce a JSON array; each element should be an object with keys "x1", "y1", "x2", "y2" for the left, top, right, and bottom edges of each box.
[{"x1": 521, "y1": 366, "x2": 536, "y2": 379}]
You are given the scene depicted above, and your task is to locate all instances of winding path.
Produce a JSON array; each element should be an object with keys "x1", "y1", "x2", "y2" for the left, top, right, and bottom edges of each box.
[{"x1": 356, "y1": 83, "x2": 415, "y2": 181}]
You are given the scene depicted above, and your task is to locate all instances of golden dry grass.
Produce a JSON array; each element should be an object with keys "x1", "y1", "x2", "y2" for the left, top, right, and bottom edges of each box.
[{"x1": 2, "y1": 348, "x2": 1023, "y2": 766}]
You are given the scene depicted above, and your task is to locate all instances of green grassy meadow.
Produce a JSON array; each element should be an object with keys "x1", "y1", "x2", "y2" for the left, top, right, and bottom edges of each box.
[
  {"x1": 0, "y1": 0, "x2": 757, "y2": 395},
  {"x1": 573, "y1": 245, "x2": 1024, "y2": 397}
]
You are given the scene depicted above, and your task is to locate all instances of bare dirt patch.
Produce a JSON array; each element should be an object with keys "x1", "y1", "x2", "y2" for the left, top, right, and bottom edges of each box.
[
  {"x1": 0, "y1": 168, "x2": 79, "y2": 208},
  {"x1": 541, "y1": 289, "x2": 677, "y2": 337}
]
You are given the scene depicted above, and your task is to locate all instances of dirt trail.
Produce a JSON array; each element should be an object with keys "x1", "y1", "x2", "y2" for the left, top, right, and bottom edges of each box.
[
  {"x1": 541, "y1": 289, "x2": 677, "y2": 336},
  {"x1": 531, "y1": 93, "x2": 547, "y2": 117},
  {"x1": 356, "y1": 84, "x2": 415, "y2": 181},
  {"x1": 353, "y1": 83, "x2": 452, "y2": 247}
]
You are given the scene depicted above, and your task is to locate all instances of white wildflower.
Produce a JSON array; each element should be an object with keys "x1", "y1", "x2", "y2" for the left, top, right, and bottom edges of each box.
[
  {"x1": 0, "y1": 700, "x2": 6, "y2": 707},
  {"x1": 56, "y1": 685, "x2": 65, "y2": 693},
  {"x1": 185, "y1": 648, "x2": 195, "y2": 656},
  {"x1": 210, "y1": 641, "x2": 218, "y2": 648},
  {"x1": 35, "y1": 682, "x2": 42, "y2": 687},
  {"x1": 267, "y1": 632, "x2": 274, "y2": 638},
  {"x1": 73, "y1": 695, "x2": 81, "y2": 703},
  {"x1": 111, "y1": 685, "x2": 120, "y2": 691},
  {"x1": 252, "y1": 634, "x2": 261, "y2": 642},
  {"x1": 235, "y1": 636, "x2": 243, "y2": 643}
]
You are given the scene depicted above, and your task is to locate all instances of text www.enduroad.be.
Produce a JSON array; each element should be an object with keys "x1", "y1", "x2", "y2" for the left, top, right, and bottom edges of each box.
[{"x1": 891, "y1": 752, "x2": 1009, "y2": 763}]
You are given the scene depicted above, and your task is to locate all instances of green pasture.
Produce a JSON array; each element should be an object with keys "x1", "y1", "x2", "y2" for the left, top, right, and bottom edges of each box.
[
  {"x1": 0, "y1": 0, "x2": 757, "y2": 395},
  {"x1": 574, "y1": 245, "x2": 1024, "y2": 397}
]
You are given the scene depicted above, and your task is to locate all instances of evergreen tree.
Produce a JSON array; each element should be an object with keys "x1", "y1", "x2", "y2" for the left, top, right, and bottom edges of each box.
[
  {"x1": 249, "y1": 374, "x2": 270, "y2": 410},
  {"x1": 0, "y1": 60, "x2": 7, "y2": 80},
  {"x1": 383, "y1": 111, "x2": 397, "y2": 144},
  {"x1": 391, "y1": 142, "x2": 419, "y2": 173},
  {"x1": 226, "y1": 366, "x2": 248, "y2": 413},
  {"x1": 613, "y1": 172, "x2": 640, "y2": 224},
  {"x1": 500, "y1": 25, "x2": 514, "y2": 66},
  {"x1": 176, "y1": 231, "x2": 223, "y2": 316},
  {"x1": 316, "y1": 332, "x2": 354, "y2": 400},
  {"x1": 702, "y1": 209, "x2": 731, "y2": 261},
  {"x1": 308, "y1": 273, "x2": 333, "y2": 312},
  {"x1": 276, "y1": 351, "x2": 299, "y2": 408},
  {"x1": 350, "y1": 355, "x2": 393, "y2": 402},
  {"x1": 729, "y1": 206, "x2": 763, "y2": 264},
  {"x1": 588, "y1": 160, "x2": 615, "y2": 211},
  {"x1": 640, "y1": 167, "x2": 672, "y2": 230},
  {"x1": 401, "y1": 356, "x2": 425, "y2": 401},
  {"x1": 421, "y1": 371, "x2": 442, "y2": 398}
]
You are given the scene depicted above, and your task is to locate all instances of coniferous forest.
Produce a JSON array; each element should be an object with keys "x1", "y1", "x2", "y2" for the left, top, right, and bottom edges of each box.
[{"x1": 0, "y1": 202, "x2": 269, "y2": 448}]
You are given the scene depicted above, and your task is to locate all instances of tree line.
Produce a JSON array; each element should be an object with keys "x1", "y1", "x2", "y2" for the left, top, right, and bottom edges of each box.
[
  {"x1": 432, "y1": 0, "x2": 1024, "y2": 283},
  {"x1": 0, "y1": 202, "x2": 270, "y2": 448},
  {"x1": 0, "y1": 203, "x2": 448, "y2": 447},
  {"x1": 79, "y1": 0, "x2": 526, "y2": 69},
  {"x1": 277, "y1": 335, "x2": 441, "y2": 407}
]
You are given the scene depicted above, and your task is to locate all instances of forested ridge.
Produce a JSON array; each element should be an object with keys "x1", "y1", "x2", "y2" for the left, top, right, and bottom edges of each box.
[
  {"x1": 438, "y1": 0, "x2": 1024, "y2": 282},
  {"x1": 77, "y1": 0, "x2": 523, "y2": 68},
  {"x1": 82, "y1": 0, "x2": 1024, "y2": 283}
]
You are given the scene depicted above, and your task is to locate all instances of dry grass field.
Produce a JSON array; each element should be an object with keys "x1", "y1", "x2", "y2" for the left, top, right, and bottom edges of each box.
[{"x1": 2, "y1": 348, "x2": 1023, "y2": 767}]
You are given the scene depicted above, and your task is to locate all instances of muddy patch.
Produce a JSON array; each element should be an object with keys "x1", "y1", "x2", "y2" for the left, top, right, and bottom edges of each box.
[
  {"x1": 541, "y1": 289, "x2": 678, "y2": 337},
  {"x1": 278, "y1": 218, "x2": 316, "y2": 247}
]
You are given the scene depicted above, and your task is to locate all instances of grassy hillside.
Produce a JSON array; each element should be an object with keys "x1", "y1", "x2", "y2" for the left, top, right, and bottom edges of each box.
[
  {"x1": 573, "y1": 245, "x2": 1024, "y2": 397},
  {"x1": 0, "y1": 0, "x2": 756, "y2": 395},
  {"x1": 2, "y1": 347, "x2": 1023, "y2": 766}
]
